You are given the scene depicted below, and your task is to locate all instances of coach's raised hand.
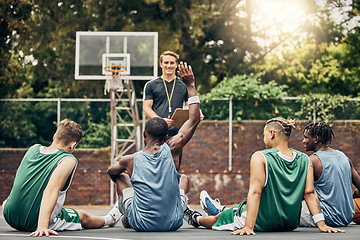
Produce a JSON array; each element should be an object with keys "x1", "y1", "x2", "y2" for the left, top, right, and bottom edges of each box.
[{"x1": 177, "y1": 61, "x2": 195, "y2": 87}]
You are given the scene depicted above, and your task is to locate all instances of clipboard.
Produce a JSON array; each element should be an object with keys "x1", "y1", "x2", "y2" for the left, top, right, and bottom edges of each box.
[{"x1": 171, "y1": 108, "x2": 189, "y2": 128}]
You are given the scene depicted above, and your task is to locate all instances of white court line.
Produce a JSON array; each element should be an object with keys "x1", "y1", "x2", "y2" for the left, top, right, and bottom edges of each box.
[{"x1": 0, "y1": 234, "x2": 129, "y2": 240}]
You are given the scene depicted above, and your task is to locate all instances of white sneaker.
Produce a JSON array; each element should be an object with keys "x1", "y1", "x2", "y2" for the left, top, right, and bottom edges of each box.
[
  {"x1": 199, "y1": 190, "x2": 226, "y2": 216},
  {"x1": 108, "y1": 203, "x2": 121, "y2": 227}
]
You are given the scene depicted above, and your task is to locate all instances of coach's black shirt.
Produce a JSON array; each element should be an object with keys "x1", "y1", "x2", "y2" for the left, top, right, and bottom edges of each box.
[{"x1": 143, "y1": 76, "x2": 188, "y2": 119}]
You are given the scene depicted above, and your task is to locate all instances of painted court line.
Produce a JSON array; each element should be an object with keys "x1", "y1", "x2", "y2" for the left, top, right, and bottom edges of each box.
[{"x1": 0, "y1": 234, "x2": 130, "y2": 240}]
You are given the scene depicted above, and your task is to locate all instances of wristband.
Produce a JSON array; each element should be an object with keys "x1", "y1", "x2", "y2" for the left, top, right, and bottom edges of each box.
[
  {"x1": 312, "y1": 213, "x2": 325, "y2": 223},
  {"x1": 188, "y1": 96, "x2": 200, "y2": 105}
]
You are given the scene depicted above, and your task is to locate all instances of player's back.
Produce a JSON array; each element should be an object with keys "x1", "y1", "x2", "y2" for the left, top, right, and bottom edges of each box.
[
  {"x1": 314, "y1": 150, "x2": 354, "y2": 226},
  {"x1": 127, "y1": 143, "x2": 183, "y2": 231},
  {"x1": 3, "y1": 144, "x2": 75, "y2": 231}
]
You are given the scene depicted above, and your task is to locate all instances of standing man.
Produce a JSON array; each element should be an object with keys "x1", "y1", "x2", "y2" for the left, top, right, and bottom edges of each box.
[
  {"x1": 194, "y1": 118, "x2": 344, "y2": 235},
  {"x1": 2, "y1": 119, "x2": 121, "y2": 237},
  {"x1": 300, "y1": 121, "x2": 360, "y2": 227},
  {"x1": 143, "y1": 51, "x2": 189, "y2": 167},
  {"x1": 107, "y1": 62, "x2": 202, "y2": 231}
]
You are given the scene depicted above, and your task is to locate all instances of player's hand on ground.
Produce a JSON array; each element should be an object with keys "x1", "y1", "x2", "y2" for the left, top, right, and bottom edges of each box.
[
  {"x1": 163, "y1": 118, "x2": 174, "y2": 127},
  {"x1": 317, "y1": 224, "x2": 345, "y2": 233},
  {"x1": 30, "y1": 227, "x2": 59, "y2": 237},
  {"x1": 231, "y1": 226, "x2": 255, "y2": 236},
  {"x1": 177, "y1": 61, "x2": 195, "y2": 86}
]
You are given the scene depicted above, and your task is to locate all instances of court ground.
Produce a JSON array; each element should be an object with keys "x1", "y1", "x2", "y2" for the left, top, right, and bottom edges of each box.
[{"x1": 1, "y1": 205, "x2": 360, "y2": 240}]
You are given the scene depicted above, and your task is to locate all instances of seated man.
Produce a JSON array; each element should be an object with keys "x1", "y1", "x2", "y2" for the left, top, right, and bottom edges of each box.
[
  {"x1": 2, "y1": 119, "x2": 121, "y2": 237},
  {"x1": 107, "y1": 61, "x2": 202, "y2": 231},
  {"x1": 300, "y1": 121, "x2": 360, "y2": 227},
  {"x1": 195, "y1": 118, "x2": 344, "y2": 235}
]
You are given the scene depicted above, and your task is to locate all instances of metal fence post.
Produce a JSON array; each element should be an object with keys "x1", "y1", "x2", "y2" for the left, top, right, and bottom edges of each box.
[
  {"x1": 57, "y1": 98, "x2": 61, "y2": 126},
  {"x1": 229, "y1": 98, "x2": 233, "y2": 171}
]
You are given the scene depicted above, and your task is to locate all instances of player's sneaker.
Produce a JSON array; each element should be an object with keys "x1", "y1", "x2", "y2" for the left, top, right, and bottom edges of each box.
[
  {"x1": 121, "y1": 214, "x2": 131, "y2": 228},
  {"x1": 108, "y1": 203, "x2": 121, "y2": 227},
  {"x1": 200, "y1": 190, "x2": 226, "y2": 216},
  {"x1": 183, "y1": 207, "x2": 202, "y2": 228}
]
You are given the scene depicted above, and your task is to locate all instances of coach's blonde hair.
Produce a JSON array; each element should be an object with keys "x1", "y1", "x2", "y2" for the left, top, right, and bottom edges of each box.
[{"x1": 160, "y1": 50, "x2": 179, "y2": 63}]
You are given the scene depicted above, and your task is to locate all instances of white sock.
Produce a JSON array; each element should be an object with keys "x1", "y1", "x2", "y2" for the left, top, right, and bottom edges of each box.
[
  {"x1": 195, "y1": 216, "x2": 201, "y2": 225},
  {"x1": 103, "y1": 214, "x2": 114, "y2": 226}
]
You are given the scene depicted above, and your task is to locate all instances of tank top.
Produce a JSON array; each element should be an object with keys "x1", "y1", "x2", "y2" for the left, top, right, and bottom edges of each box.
[
  {"x1": 314, "y1": 150, "x2": 354, "y2": 226},
  {"x1": 127, "y1": 143, "x2": 183, "y2": 231},
  {"x1": 254, "y1": 148, "x2": 309, "y2": 231},
  {"x1": 3, "y1": 144, "x2": 77, "y2": 231}
]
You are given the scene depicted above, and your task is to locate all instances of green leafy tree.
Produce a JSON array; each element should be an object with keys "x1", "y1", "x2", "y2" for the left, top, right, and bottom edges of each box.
[
  {"x1": 0, "y1": 0, "x2": 32, "y2": 97},
  {"x1": 201, "y1": 72, "x2": 290, "y2": 120},
  {"x1": 295, "y1": 93, "x2": 359, "y2": 122}
]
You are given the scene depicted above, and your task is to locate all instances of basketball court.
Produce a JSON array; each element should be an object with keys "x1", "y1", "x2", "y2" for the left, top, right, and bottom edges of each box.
[{"x1": 1, "y1": 206, "x2": 360, "y2": 240}]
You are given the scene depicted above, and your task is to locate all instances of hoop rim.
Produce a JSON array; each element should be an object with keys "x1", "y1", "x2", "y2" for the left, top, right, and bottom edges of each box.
[{"x1": 104, "y1": 65, "x2": 127, "y2": 73}]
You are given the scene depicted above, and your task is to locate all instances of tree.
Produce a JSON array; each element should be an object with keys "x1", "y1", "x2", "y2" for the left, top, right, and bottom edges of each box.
[
  {"x1": 201, "y1": 72, "x2": 290, "y2": 120},
  {"x1": 0, "y1": 0, "x2": 32, "y2": 97}
]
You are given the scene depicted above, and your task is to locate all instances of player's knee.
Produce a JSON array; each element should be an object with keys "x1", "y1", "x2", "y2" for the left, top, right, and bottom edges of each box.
[
  {"x1": 117, "y1": 172, "x2": 131, "y2": 183},
  {"x1": 77, "y1": 210, "x2": 88, "y2": 223}
]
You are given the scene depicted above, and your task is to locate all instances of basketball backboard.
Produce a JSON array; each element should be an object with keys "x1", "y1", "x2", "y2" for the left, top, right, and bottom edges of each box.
[{"x1": 75, "y1": 31, "x2": 158, "y2": 80}]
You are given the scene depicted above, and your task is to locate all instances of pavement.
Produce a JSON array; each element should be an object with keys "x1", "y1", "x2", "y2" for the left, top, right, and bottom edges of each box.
[{"x1": 1, "y1": 205, "x2": 360, "y2": 240}]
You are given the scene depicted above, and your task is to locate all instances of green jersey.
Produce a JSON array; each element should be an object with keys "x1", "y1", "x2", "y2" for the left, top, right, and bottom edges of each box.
[
  {"x1": 254, "y1": 148, "x2": 309, "y2": 231},
  {"x1": 3, "y1": 144, "x2": 77, "y2": 232}
]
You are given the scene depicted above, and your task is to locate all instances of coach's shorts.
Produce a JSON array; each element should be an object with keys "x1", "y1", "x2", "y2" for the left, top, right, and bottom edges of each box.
[{"x1": 49, "y1": 208, "x2": 82, "y2": 231}]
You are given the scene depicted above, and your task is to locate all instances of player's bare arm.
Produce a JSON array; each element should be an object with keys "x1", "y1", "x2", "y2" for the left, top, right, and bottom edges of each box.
[
  {"x1": 167, "y1": 62, "x2": 200, "y2": 167},
  {"x1": 30, "y1": 157, "x2": 77, "y2": 237},
  {"x1": 303, "y1": 161, "x2": 345, "y2": 233},
  {"x1": 309, "y1": 154, "x2": 322, "y2": 181},
  {"x1": 107, "y1": 154, "x2": 134, "y2": 181},
  {"x1": 349, "y1": 158, "x2": 360, "y2": 197},
  {"x1": 231, "y1": 151, "x2": 265, "y2": 236}
]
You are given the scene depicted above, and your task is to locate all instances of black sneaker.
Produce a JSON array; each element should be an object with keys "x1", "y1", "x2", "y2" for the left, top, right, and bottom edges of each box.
[{"x1": 183, "y1": 207, "x2": 202, "y2": 228}]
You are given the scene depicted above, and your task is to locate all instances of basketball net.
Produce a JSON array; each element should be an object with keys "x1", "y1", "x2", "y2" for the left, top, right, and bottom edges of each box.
[{"x1": 104, "y1": 65, "x2": 128, "y2": 95}]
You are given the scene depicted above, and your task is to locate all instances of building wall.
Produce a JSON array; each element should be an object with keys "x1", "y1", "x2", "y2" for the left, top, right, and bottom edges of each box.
[{"x1": 1, "y1": 120, "x2": 359, "y2": 205}]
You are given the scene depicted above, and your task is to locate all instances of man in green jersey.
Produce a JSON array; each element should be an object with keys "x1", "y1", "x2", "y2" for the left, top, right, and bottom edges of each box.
[
  {"x1": 192, "y1": 118, "x2": 344, "y2": 235},
  {"x1": 2, "y1": 119, "x2": 121, "y2": 237}
]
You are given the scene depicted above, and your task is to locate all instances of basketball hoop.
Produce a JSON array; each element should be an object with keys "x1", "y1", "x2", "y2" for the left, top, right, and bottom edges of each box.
[{"x1": 104, "y1": 65, "x2": 128, "y2": 94}]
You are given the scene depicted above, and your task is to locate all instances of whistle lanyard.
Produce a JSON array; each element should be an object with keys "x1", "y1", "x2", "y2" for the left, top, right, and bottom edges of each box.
[{"x1": 163, "y1": 78, "x2": 176, "y2": 118}]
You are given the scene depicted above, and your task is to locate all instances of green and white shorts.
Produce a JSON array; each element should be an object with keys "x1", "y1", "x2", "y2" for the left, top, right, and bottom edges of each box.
[
  {"x1": 49, "y1": 207, "x2": 82, "y2": 231},
  {"x1": 212, "y1": 200, "x2": 247, "y2": 231},
  {"x1": 299, "y1": 200, "x2": 316, "y2": 227}
]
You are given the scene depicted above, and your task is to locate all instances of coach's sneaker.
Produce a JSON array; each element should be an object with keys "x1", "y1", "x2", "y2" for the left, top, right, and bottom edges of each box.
[
  {"x1": 183, "y1": 207, "x2": 202, "y2": 228},
  {"x1": 107, "y1": 203, "x2": 121, "y2": 227},
  {"x1": 200, "y1": 190, "x2": 226, "y2": 216}
]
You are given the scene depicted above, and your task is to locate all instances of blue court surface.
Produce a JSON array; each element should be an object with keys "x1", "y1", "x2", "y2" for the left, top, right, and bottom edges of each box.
[{"x1": 1, "y1": 205, "x2": 359, "y2": 240}]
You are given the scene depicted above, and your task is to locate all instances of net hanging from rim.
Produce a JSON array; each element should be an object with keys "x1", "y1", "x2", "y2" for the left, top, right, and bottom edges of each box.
[{"x1": 104, "y1": 65, "x2": 129, "y2": 94}]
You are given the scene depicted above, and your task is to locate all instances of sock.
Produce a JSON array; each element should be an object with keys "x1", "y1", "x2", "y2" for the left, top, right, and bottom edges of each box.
[
  {"x1": 103, "y1": 214, "x2": 114, "y2": 226},
  {"x1": 195, "y1": 216, "x2": 201, "y2": 225}
]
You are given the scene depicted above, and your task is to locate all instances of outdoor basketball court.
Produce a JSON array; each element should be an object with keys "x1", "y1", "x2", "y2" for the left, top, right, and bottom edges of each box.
[
  {"x1": 1, "y1": 31, "x2": 359, "y2": 240},
  {"x1": 1, "y1": 206, "x2": 360, "y2": 240}
]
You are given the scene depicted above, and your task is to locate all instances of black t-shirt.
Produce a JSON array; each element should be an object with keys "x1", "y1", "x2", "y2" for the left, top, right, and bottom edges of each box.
[{"x1": 143, "y1": 76, "x2": 188, "y2": 119}]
